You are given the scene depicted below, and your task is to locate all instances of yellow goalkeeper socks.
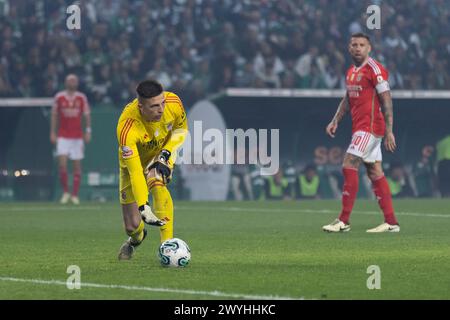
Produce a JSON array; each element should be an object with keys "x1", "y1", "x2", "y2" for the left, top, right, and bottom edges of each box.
[
  {"x1": 148, "y1": 177, "x2": 174, "y2": 243},
  {"x1": 128, "y1": 220, "x2": 145, "y2": 245}
]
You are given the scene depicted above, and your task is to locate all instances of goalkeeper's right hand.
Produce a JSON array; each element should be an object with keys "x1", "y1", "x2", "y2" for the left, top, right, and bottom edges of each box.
[{"x1": 139, "y1": 203, "x2": 165, "y2": 227}]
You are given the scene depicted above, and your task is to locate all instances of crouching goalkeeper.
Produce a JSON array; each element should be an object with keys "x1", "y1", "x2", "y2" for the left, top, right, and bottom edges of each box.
[{"x1": 116, "y1": 79, "x2": 187, "y2": 260}]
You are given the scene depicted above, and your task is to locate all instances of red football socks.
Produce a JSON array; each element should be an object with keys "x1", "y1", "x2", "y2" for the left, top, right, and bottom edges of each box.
[
  {"x1": 73, "y1": 171, "x2": 81, "y2": 197},
  {"x1": 59, "y1": 169, "x2": 69, "y2": 193},
  {"x1": 338, "y1": 167, "x2": 359, "y2": 224},
  {"x1": 371, "y1": 175, "x2": 398, "y2": 225}
]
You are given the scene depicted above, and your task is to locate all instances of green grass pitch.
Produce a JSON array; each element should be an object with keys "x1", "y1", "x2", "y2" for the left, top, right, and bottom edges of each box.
[{"x1": 0, "y1": 199, "x2": 449, "y2": 299}]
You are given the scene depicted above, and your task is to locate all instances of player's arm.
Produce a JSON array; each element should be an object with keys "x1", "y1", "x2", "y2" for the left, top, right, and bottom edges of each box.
[
  {"x1": 378, "y1": 91, "x2": 396, "y2": 152},
  {"x1": 82, "y1": 94, "x2": 92, "y2": 143},
  {"x1": 84, "y1": 113, "x2": 92, "y2": 143},
  {"x1": 118, "y1": 121, "x2": 164, "y2": 226},
  {"x1": 125, "y1": 155, "x2": 165, "y2": 226},
  {"x1": 50, "y1": 99, "x2": 58, "y2": 144},
  {"x1": 326, "y1": 94, "x2": 349, "y2": 138},
  {"x1": 118, "y1": 123, "x2": 147, "y2": 208},
  {"x1": 374, "y1": 66, "x2": 396, "y2": 153},
  {"x1": 124, "y1": 156, "x2": 148, "y2": 207}
]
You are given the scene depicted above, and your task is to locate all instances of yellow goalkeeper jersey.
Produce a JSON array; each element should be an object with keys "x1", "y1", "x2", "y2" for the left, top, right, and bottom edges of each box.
[{"x1": 116, "y1": 91, "x2": 187, "y2": 206}]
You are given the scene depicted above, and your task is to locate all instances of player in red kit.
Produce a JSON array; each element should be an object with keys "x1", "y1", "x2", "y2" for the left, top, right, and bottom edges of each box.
[
  {"x1": 50, "y1": 74, "x2": 91, "y2": 205},
  {"x1": 322, "y1": 33, "x2": 400, "y2": 233}
]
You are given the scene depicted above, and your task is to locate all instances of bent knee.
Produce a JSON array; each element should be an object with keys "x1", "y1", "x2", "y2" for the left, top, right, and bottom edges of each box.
[
  {"x1": 343, "y1": 153, "x2": 362, "y2": 169},
  {"x1": 368, "y1": 174, "x2": 384, "y2": 181},
  {"x1": 367, "y1": 169, "x2": 384, "y2": 181}
]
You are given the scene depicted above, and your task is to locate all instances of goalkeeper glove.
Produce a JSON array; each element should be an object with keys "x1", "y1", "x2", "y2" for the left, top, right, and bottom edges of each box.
[
  {"x1": 139, "y1": 202, "x2": 165, "y2": 226},
  {"x1": 149, "y1": 149, "x2": 172, "y2": 184}
]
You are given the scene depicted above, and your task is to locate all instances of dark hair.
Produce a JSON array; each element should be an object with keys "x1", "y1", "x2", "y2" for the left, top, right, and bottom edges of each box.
[
  {"x1": 136, "y1": 79, "x2": 163, "y2": 99},
  {"x1": 350, "y1": 32, "x2": 371, "y2": 44}
]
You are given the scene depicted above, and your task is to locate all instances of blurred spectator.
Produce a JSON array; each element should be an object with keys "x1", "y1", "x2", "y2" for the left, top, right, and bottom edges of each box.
[
  {"x1": 384, "y1": 26, "x2": 408, "y2": 51},
  {"x1": 413, "y1": 146, "x2": 436, "y2": 197},
  {"x1": 296, "y1": 164, "x2": 321, "y2": 199},
  {"x1": 283, "y1": 161, "x2": 297, "y2": 199},
  {"x1": 387, "y1": 61, "x2": 404, "y2": 89},
  {"x1": 386, "y1": 162, "x2": 414, "y2": 198},
  {"x1": 230, "y1": 164, "x2": 253, "y2": 201},
  {"x1": 249, "y1": 164, "x2": 265, "y2": 201},
  {"x1": 0, "y1": 0, "x2": 449, "y2": 103},
  {"x1": 235, "y1": 61, "x2": 258, "y2": 87},
  {"x1": 253, "y1": 42, "x2": 285, "y2": 88},
  {"x1": 436, "y1": 135, "x2": 450, "y2": 197},
  {"x1": 17, "y1": 75, "x2": 34, "y2": 97},
  {"x1": 295, "y1": 46, "x2": 319, "y2": 87},
  {"x1": 264, "y1": 169, "x2": 290, "y2": 200},
  {"x1": 146, "y1": 59, "x2": 172, "y2": 89},
  {"x1": 192, "y1": 59, "x2": 212, "y2": 94},
  {"x1": 254, "y1": 55, "x2": 282, "y2": 88},
  {"x1": 230, "y1": 147, "x2": 253, "y2": 201},
  {"x1": 0, "y1": 63, "x2": 13, "y2": 96}
]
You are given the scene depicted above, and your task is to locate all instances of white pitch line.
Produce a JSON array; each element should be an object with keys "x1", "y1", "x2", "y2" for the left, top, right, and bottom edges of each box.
[
  {"x1": 0, "y1": 206, "x2": 102, "y2": 212},
  {"x1": 0, "y1": 276, "x2": 302, "y2": 300},
  {"x1": 175, "y1": 206, "x2": 450, "y2": 218}
]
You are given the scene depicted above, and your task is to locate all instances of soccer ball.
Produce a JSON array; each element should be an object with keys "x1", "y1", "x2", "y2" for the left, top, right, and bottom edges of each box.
[{"x1": 158, "y1": 238, "x2": 191, "y2": 267}]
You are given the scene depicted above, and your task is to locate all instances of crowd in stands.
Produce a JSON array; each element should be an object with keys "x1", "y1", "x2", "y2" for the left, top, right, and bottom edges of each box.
[{"x1": 1, "y1": 0, "x2": 450, "y2": 106}]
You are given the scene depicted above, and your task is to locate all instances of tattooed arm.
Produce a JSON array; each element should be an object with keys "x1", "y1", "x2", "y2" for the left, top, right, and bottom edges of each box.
[
  {"x1": 378, "y1": 91, "x2": 396, "y2": 152},
  {"x1": 326, "y1": 94, "x2": 349, "y2": 138}
]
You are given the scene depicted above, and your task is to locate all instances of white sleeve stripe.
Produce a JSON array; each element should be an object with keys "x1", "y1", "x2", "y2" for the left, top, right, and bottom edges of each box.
[
  {"x1": 368, "y1": 58, "x2": 381, "y2": 74},
  {"x1": 368, "y1": 59, "x2": 381, "y2": 75}
]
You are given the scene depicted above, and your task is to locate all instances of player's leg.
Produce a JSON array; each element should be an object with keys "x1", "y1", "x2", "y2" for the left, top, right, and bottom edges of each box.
[
  {"x1": 118, "y1": 169, "x2": 147, "y2": 260},
  {"x1": 118, "y1": 202, "x2": 148, "y2": 260},
  {"x1": 147, "y1": 169, "x2": 173, "y2": 243},
  {"x1": 56, "y1": 138, "x2": 71, "y2": 203},
  {"x1": 71, "y1": 160, "x2": 81, "y2": 205},
  {"x1": 69, "y1": 139, "x2": 84, "y2": 204},
  {"x1": 365, "y1": 161, "x2": 400, "y2": 232},
  {"x1": 339, "y1": 153, "x2": 363, "y2": 222},
  {"x1": 58, "y1": 155, "x2": 71, "y2": 204},
  {"x1": 322, "y1": 152, "x2": 361, "y2": 232},
  {"x1": 323, "y1": 131, "x2": 368, "y2": 232}
]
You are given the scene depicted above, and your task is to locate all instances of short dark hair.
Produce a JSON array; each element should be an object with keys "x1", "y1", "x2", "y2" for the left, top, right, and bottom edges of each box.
[
  {"x1": 350, "y1": 32, "x2": 371, "y2": 44},
  {"x1": 136, "y1": 80, "x2": 163, "y2": 99}
]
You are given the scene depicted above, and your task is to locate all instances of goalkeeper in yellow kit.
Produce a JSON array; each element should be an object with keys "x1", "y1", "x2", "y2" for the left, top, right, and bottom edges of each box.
[{"x1": 116, "y1": 80, "x2": 187, "y2": 260}]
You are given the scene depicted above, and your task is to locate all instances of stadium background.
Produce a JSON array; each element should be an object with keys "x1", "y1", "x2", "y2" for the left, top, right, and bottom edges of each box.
[
  {"x1": 0, "y1": 0, "x2": 449, "y2": 202},
  {"x1": 2, "y1": 0, "x2": 450, "y2": 303}
]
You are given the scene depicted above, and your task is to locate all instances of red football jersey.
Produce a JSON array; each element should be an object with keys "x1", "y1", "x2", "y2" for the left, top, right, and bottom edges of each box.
[
  {"x1": 52, "y1": 91, "x2": 90, "y2": 138},
  {"x1": 345, "y1": 57, "x2": 390, "y2": 137}
]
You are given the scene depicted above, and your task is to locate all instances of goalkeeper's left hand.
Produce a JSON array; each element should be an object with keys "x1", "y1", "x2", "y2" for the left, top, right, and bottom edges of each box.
[
  {"x1": 139, "y1": 202, "x2": 165, "y2": 226},
  {"x1": 148, "y1": 149, "x2": 172, "y2": 184}
]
